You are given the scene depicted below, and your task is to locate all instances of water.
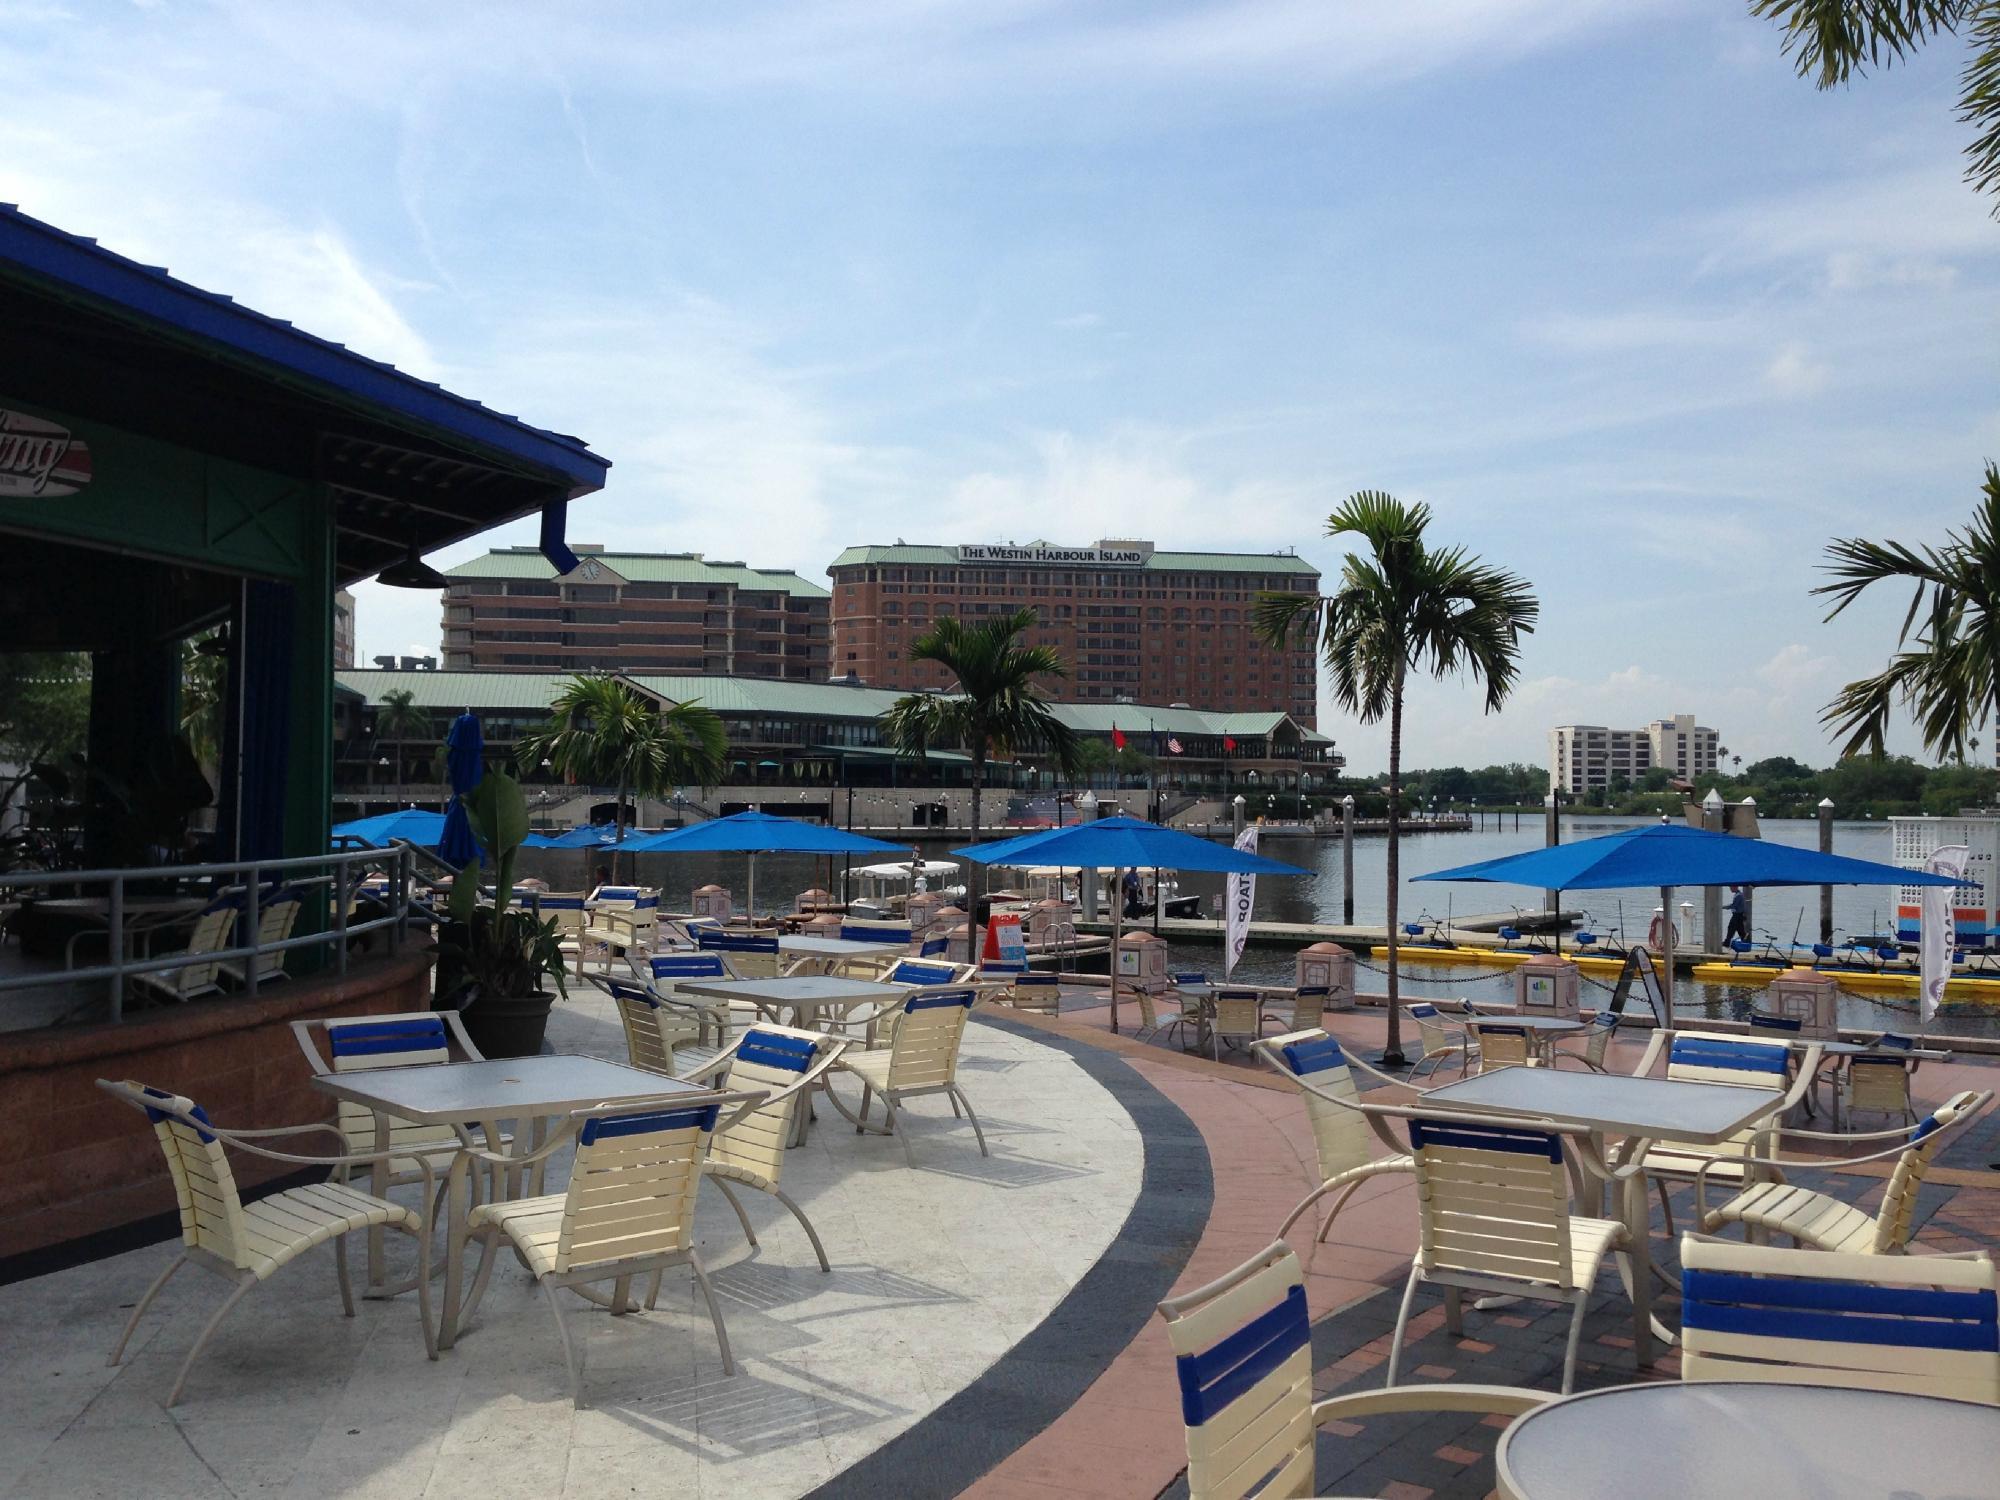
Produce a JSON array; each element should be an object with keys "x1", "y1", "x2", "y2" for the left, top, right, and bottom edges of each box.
[{"x1": 514, "y1": 815, "x2": 1999, "y2": 1038}]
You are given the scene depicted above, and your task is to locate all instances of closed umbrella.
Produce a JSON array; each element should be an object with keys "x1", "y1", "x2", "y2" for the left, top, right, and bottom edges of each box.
[
  {"x1": 438, "y1": 711, "x2": 484, "y2": 871},
  {"x1": 621, "y1": 809, "x2": 904, "y2": 917},
  {"x1": 954, "y1": 816, "x2": 1310, "y2": 1032},
  {"x1": 1415, "y1": 822, "x2": 1965, "y2": 1015}
]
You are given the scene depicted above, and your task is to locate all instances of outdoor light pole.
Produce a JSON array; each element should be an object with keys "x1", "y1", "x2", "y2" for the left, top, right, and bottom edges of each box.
[{"x1": 1340, "y1": 793, "x2": 1356, "y2": 926}]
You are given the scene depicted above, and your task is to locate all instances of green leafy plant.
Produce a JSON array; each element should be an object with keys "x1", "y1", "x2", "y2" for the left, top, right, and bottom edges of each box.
[{"x1": 441, "y1": 771, "x2": 569, "y2": 1004}]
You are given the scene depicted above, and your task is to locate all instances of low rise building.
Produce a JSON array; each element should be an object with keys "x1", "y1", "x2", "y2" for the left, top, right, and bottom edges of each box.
[{"x1": 1549, "y1": 712, "x2": 1720, "y2": 795}]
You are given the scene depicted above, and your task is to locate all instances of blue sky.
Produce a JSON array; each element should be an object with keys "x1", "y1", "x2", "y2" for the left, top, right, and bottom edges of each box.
[{"x1": 7, "y1": 2, "x2": 1996, "y2": 774}]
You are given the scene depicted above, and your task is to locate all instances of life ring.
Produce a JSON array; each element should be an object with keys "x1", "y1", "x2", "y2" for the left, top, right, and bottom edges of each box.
[{"x1": 1648, "y1": 911, "x2": 1677, "y2": 951}]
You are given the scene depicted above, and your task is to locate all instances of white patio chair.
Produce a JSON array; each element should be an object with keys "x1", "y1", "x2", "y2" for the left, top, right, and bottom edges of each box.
[
  {"x1": 216, "y1": 883, "x2": 305, "y2": 987},
  {"x1": 1550, "y1": 1010, "x2": 1620, "y2": 1072},
  {"x1": 632, "y1": 950, "x2": 741, "y2": 1044},
  {"x1": 1208, "y1": 988, "x2": 1266, "y2": 1059},
  {"x1": 1843, "y1": 1037, "x2": 1919, "y2": 1127},
  {"x1": 456, "y1": 1089, "x2": 765, "y2": 1406},
  {"x1": 1267, "y1": 985, "x2": 1328, "y2": 1034},
  {"x1": 1472, "y1": 1022, "x2": 1538, "y2": 1072},
  {"x1": 1149, "y1": 973, "x2": 1210, "y2": 1049},
  {"x1": 1697, "y1": 1088, "x2": 1991, "y2": 1253},
  {"x1": 695, "y1": 927, "x2": 783, "y2": 977},
  {"x1": 590, "y1": 974, "x2": 716, "y2": 1077},
  {"x1": 1389, "y1": 1114, "x2": 1636, "y2": 1393},
  {"x1": 1157, "y1": 1241, "x2": 1548, "y2": 1500},
  {"x1": 825, "y1": 989, "x2": 988, "y2": 1164},
  {"x1": 1006, "y1": 970, "x2": 1062, "y2": 1014},
  {"x1": 1632, "y1": 1028, "x2": 1821, "y2": 1235},
  {"x1": 534, "y1": 892, "x2": 591, "y2": 972},
  {"x1": 1404, "y1": 1003, "x2": 1475, "y2": 1082},
  {"x1": 1679, "y1": 1234, "x2": 2000, "y2": 1403},
  {"x1": 96, "y1": 1079, "x2": 436, "y2": 1407},
  {"x1": 680, "y1": 1025, "x2": 851, "y2": 1269},
  {"x1": 129, "y1": 901, "x2": 238, "y2": 1004},
  {"x1": 1253, "y1": 1029, "x2": 1415, "y2": 1246},
  {"x1": 582, "y1": 884, "x2": 660, "y2": 959}
]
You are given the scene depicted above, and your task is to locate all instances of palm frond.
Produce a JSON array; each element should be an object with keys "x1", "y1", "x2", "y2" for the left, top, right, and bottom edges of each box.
[{"x1": 1751, "y1": 0, "x2": 1968, "y2": 86}]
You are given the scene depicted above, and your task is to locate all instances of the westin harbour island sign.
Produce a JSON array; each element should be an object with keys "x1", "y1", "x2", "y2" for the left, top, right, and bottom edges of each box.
[{"x1": 955, "y1": 542, "x2": 1150, "y2": 566}]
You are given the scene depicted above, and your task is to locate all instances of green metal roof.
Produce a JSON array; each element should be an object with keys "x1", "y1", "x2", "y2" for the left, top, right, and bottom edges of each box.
[
  {"x1": 446, "y1": 548, "x2": 829, "y2": 598},
  {"x1": 826, "y1": 543, "x2": 1317, "y2": 576}
]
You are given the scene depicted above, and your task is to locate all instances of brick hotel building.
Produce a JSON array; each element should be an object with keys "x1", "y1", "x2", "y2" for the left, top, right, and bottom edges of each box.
[
  {"x1": 826, "y1": 539, "x2": 1322, "y2": 725},
  {"x1": 440, "y1": 546, "x2": 831, "y2": 679}
]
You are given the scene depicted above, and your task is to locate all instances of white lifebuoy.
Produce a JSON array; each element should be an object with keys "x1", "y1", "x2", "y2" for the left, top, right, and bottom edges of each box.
[{"x1": 1648, "y1": 910, "x2": 1677, "y2": 951}]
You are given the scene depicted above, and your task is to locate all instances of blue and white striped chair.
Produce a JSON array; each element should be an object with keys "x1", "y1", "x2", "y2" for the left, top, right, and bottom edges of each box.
[
  {"x1": 635, "y1": 950, "x2": 739, "y2": 1045},
  {"x1": 1157, "y1": 1242, "x2": 1547, "y2": 1500},
  {"x1": 695, "y1": 927, "x2": 783, "y2": 977},
  {"x1": 1633, "y1": 1029, "x2": 1821, "y2": 1235},
  {"x1": 591, "y1": 975, "x2": 712, "y2": 1077},
  {"x1": 828, "y1": 990, "x2": 988, "y2": 1165},
  {"x1": 884, "y1": 956, "x2": 967, "y2": 988},
  {"x1": 1551, "y1": 1010, "x2": 1620, "y2": 1073},
  {"x1": 1391, "y1": 1116, "x2": 1634, "y2": 1392},
  {"x1": 1404, "y1": 1003, "x2": 1475, "y2": 1082},
  {"x1": 1680, "y1": 1235, "x2": 2000, "y2": 1403},
  {"x1": 583, "y1": 885, "x2": 660, "y2": 959},
  {"x1": 1254, "y1": 1030, "x2": 1415, "y2": 1247}
]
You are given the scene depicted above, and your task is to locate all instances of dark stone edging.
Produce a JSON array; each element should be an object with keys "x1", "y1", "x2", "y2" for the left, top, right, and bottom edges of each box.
[{"x1": 804, "y1": 1010, "x2": 1214, "y2": 1500}]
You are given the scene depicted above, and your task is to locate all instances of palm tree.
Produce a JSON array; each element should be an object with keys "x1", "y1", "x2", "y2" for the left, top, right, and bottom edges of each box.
[
  {"x1": 1816, "y1": 465, "x2": 2000, "y2": 762},
  {"x1": 517, "y1": 675, "x2": 728, "y2": 878},
  {"x1": 1750, "y1": 1, "x2": 2000, "y2": 210},
  {"x1": 375, "y1": 688, "x2": 431, "y2": 789},
  {"x1": 881, "y1": 608, "x2": 1082, "y2": 961},
  {"x1": 1253, "y1": 493, "x2": 1539, "y2": 1066}
]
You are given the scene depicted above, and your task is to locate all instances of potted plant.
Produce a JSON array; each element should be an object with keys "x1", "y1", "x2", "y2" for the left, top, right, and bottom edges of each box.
[{"x1": 439, "y1": 770, "x2": 569, "y2": 1058}]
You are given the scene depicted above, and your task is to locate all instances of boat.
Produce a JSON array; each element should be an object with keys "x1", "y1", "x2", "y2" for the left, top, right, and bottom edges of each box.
[
  {"x1": 1368, "y1": 944, "x2": 1664, "y2": 980},
  {"x1": 842, "y1": 860, "x2": 965, "y2": 920},
  {"x1": 1688, "y1": 958, "x2": 2000, "y2": 1003}
]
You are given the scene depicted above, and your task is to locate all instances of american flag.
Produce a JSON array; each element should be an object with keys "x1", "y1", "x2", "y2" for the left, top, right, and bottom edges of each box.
[{"x1": 1167, "y1": 737, "x2": 1184, "y2": 754}]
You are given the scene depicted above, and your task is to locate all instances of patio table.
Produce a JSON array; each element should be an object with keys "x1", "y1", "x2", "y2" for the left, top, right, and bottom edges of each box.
[
  {"x1": 1494, "y1": 1381, "x2": 2000, "y2": 1500},
  {"x1": 1418, "y1": 1067, "x2": 1783, "y2": 1365},
  {"x1": 1462, "y1": 1012, "x2": 1584, "y2": 1064},
  {"x1": 312, "y1": 1053, "x2": 700, "y2": 1350},
  {"x1": 777, "y1": 934, "x2": 908, "y2": 974}
]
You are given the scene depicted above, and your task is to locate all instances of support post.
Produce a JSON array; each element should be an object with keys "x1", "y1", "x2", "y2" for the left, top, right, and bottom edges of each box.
[
  {"x1": 1340, "y1": 794, "x2": 1355, "y2": 926},
  {"x1": 1817, "y1": 797, "x2": 1835, "y2": 946},
  {"x1": 1701, "y1": 788, "x2": 1725, "y2": 952}
]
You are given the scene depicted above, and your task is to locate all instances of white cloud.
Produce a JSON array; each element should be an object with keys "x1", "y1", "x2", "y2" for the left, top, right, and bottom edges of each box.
[
  {"x1": 1763, "y1": 341, "x2": 1829, "y2": 398},
  {"x1": 1051, "y1": 312, "x2": 1104, "y2": 330}
]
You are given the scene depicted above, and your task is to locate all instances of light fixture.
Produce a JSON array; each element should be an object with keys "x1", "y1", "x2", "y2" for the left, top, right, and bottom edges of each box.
[{"x1": 377, "y1": 522, "x2": 448, "y2": 590}]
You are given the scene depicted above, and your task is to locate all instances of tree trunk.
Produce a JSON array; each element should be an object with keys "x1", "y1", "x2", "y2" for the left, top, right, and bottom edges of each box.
[
  {"x1": 1382, "y1": 676, "x2": 1407, "y2": 1066},
  {"x1": 967, "y1": 748, "x2": 985, "y2": 966}
]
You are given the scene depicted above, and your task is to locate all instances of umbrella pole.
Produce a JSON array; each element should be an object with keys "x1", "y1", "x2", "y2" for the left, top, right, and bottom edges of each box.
[
  {"x1": 1110, "y1": 866, "x2": 1123, "y2": 1035},
  {"x1": 748, "y1": 852, "x2": 758, "y2": 923},
  {"x1": 1660, "y1": 883, "x2": 1675, "y2": 1022}
]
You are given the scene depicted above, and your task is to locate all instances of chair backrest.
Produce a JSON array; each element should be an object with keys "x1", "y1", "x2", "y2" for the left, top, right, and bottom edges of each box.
[
  {"x1": 887, "y1": 990, "x2": 976, "y2": 1090},
  {"x1": 1477, "y1": 1024, "x2": 1534, "y2": 1070},
  {"x1": 696, "y1": 928, "x2": 781, "y2": 977},
  {"x1": 647, "y1": 952, "x2": 730, "y2": 988},
  {"x1": 1875, "y1": 1031, "x2": 1915, "y2": 1051},
  {"x1": 1158, "y1": 1244, "x2": 1315, "y2": 1500},
  {"x1": 1269, "y1": 1031, "x2": 1374, "y2": 1182},
  {"x1": 1405, "y1": 1003, "x2": 1456, "y2": 1058},
  {"x1": 1680, "y1": 1236, "x2": 1999, "y2": 1404},
  {"x1": 1212, "y1": 990, "x2": 1262, "y2": 1039},
  {"x1": 1664, "y1": 1030, "x2": 1790, "y2": 1088},
  {"x1": 310, "y1": 1012, "x2": 465, "y2": 1155},
  {"x1": 709, "y1": 1027, "x2": 827, "y2": 1187},
  {"x1": 1873, "y1": 1091, "x2": 1984, "y2": 1253},
  {"x1": 1847, "y1": 1053, "x2": 1915, "y2": 1118},
  {"x1": 887, "y1": 958, "x2": 960, "y2": 987},
  {"x1": 1408, "y1": 1117, "x2": 1574, "y2": 1288},
  {"x1": 1286, "y1": 986, "x2": 1328, "y2": 1030},
  {"x1": 1582, "y1": 1010, "x2": 1619, "y2": 1065},
  {"x1": 590, "y1": 885, "x2": 658, "y2": 911},
  {"x1": 103, "y1": 1081, "x2": 250, "y2": 1269},
  {"x1": 602, "y1": 977, "x2": 696, "y2": 1076},
  {"x1": 1747, "y1": 1012, "x2": 1803, "y2": 1035},
  {"x1": 1172, "y1": 971, "x2": 1209, "y2": 987},
  {"x1": 1008, "y1": 971, "x2": 1061, "y2": 1013},
  {"x1": 918, "y1": 936, "x2": 951, "y2": 958},
  {"x1": 535, "y1": 893, "x2": 589, "y2": 933},
  {"x1": 557, "y1": 1098, "x2": 723, "y2": 1274},
  {"x1": 841, "y1": 923, "x2": 912, "y2": 945},
  {"x1": 146, "y1": 903, "x2": 238, "y2": 997}
]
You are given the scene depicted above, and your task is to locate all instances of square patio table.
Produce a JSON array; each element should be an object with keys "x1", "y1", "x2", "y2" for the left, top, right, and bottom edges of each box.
[
  {"x1": 777, "y1": 934, "x2": 909, "y2": 974},
  {"x1": 313, "y1": 1054, "x2": 701, "y2": 1350},
  {"x1": 1419, "y1": 1067, "x2": 1784, "y2": 1365}
]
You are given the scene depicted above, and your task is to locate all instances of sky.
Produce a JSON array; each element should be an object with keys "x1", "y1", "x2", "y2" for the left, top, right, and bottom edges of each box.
[{"x1": 6, "y1": 1, "x2": 1997, "y2": 775}]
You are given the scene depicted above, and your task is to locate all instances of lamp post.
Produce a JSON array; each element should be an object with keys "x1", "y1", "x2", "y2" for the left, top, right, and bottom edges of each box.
[
  {"x1": 1340, "y1": 793, "x2": 1356, "y2": 925},
  {"x1": 1078, "y1": 791, "x2": 1100, "y2": 923}
]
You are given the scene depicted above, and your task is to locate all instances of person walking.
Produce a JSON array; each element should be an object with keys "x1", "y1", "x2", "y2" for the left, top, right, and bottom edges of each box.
[{"x1": 1724, "y1": 885, "x2": 1751, "y2": 946}]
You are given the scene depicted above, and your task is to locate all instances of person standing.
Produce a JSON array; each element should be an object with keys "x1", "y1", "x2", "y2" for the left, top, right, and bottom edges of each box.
[{"x1": 1724, "y1": 885, "x2": 1750, "y2": 947}]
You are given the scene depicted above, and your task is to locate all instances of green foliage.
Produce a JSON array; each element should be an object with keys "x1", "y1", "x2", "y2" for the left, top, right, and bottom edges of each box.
[
  {"x1": 374, "y1": 688, "x2": 432, "y2": 784},
  {"x1": 1816, "y1": 464, "x2": 2000, "y2": 761},
  {"x1": 0, "y1": 652, "x2": 90, "y2": 805},
  {"x1": 443, "y1": 771, "x2": 569, "y2": 1004},
  {"x1": 880, "y1": 609, "x2": 1084, "y2": 787},
  {"x1": 179, "y1": 638, "x2": 226, "y2": 766}
]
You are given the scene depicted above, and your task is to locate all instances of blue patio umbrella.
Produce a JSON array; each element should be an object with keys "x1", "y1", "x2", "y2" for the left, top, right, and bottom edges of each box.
[
  {"x1": 954, "y1": 816, "x2": 1311, "y2": 1032},
  {"x1": 539, "y1": 823, "x2": 625, "y2": 849},
  {"x1": 1414, "y1": 821, "x2": 1964, "y2": 1010},
  {"x1": 621, "y1": 810, "x2": 904, "y2": 915},
  {"x1": 437, "y1": 711, "x2": 484, "y2": 870},
  {"x1": 330, "y1": 808, "x2": 445, "y2": 848}
]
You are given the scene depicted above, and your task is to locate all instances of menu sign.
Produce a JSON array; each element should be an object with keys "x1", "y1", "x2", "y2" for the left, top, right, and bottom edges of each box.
[
  {"x1": 956, "y1": 543, "x2": 1146, "y2": 566},
  {"x1": 0, "y1": 408, "x2": 93, "y2": 498}
]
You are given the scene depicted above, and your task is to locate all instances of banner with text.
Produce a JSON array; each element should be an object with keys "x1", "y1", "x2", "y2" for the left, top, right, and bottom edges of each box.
[
  {"x1": 1921, "y1": 844, "x2": 1970, "y2": 1025},
  {"x1": 1225, "y1": 825, "x2": 1258, "y2": 978}
]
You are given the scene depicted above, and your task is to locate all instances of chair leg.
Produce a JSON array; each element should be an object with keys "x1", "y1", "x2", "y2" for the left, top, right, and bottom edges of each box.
[
  {"x1": 1385, "y1": 1265, "x2": 1423, "y2": 1387},
  {"x1": 948, "y1": 1085, "x2": 989, "y2": 1157},
  {"x1": 688, "y1": 1253, "x2": 735, "y2": 1376},
  {"x1": 771, "y1": 1187, "x2": 831, "y2": 1272},
  {"x1": 1655, "y1": 1178, "x2": 1676, "y2": 1237},
  {"x1": 166, "y1": 1274, "x2": 258, "y2": 1408},
  {"x1": 1559, "y1": 1292, "x2": 1588, "y2": 1394},
  {"x1": 1442, "y1": 1285, "x2": 1465, "y2": 1337},
  {"x1": 713, "y1": 1176, "x2": 759, "y2": 1249},
  {"x1": 543, "y1": 1281, "x2": 586, "y2": 1408},
  {"x1": 335, "y1": 1232, "x2": 356, "y2": 1316},
  {"x1": 109, "y1": 1252, "x2": 187, "y2": 1366},
  {"x1": 459, "y1": 1229, "x2": 503, "y2": 1329},
  {"x1": 882, "y1": 1094, "x2": 915, "y2": 1167},
  {"x1": 405, "y1": 1219, "x2": 437, "y2": 1362},
  {"x1": 856, "y1": 1083, "x2": 873, "y2": 1132}
]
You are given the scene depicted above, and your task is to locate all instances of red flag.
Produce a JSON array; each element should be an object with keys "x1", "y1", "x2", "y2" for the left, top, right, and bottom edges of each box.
[
  {"x1": 1168, "y1": 737, "x2": 1184, "y2": 755},
  {"x1": 1223, "y1": 735, "x2": 1237, "y2": 752},
  {"x1": 1111, "y1": 725, "x2": 1127, "y2": 750}
]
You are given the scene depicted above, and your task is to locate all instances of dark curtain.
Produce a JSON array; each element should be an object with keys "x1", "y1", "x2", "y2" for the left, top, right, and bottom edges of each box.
[{"x1": 218, "y1": 580, "x2": 295, "y2": 862}]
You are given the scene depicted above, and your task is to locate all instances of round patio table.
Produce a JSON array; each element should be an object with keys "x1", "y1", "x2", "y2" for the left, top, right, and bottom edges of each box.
[{"x1": 1495, "y1": 1381, "x2": 2000, "y2": 1500}]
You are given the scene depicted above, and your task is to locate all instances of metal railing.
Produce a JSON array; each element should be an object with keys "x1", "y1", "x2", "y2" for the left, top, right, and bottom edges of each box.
[{"x1": 0, "y1": 845, "x2": 416, "y2": 1025}]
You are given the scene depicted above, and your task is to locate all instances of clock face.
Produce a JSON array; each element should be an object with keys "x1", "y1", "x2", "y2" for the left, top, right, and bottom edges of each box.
[{"x1": 579, "y1": 558, "x2": 601, "y2": 581}]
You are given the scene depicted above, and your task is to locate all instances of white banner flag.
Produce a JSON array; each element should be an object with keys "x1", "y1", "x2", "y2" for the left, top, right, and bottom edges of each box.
[
  {"x1": 1225, "y1": 826, "x2": 1258, "y2": 978},
  {"x1": 1920, "y1": 844, "x2": 1969, "y2": 1025}
]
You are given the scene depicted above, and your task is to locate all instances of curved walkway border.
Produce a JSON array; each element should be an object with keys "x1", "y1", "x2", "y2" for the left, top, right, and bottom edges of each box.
[{"x1": 806, "y1": 1010, "x2": 1213, "y2": 1500}]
